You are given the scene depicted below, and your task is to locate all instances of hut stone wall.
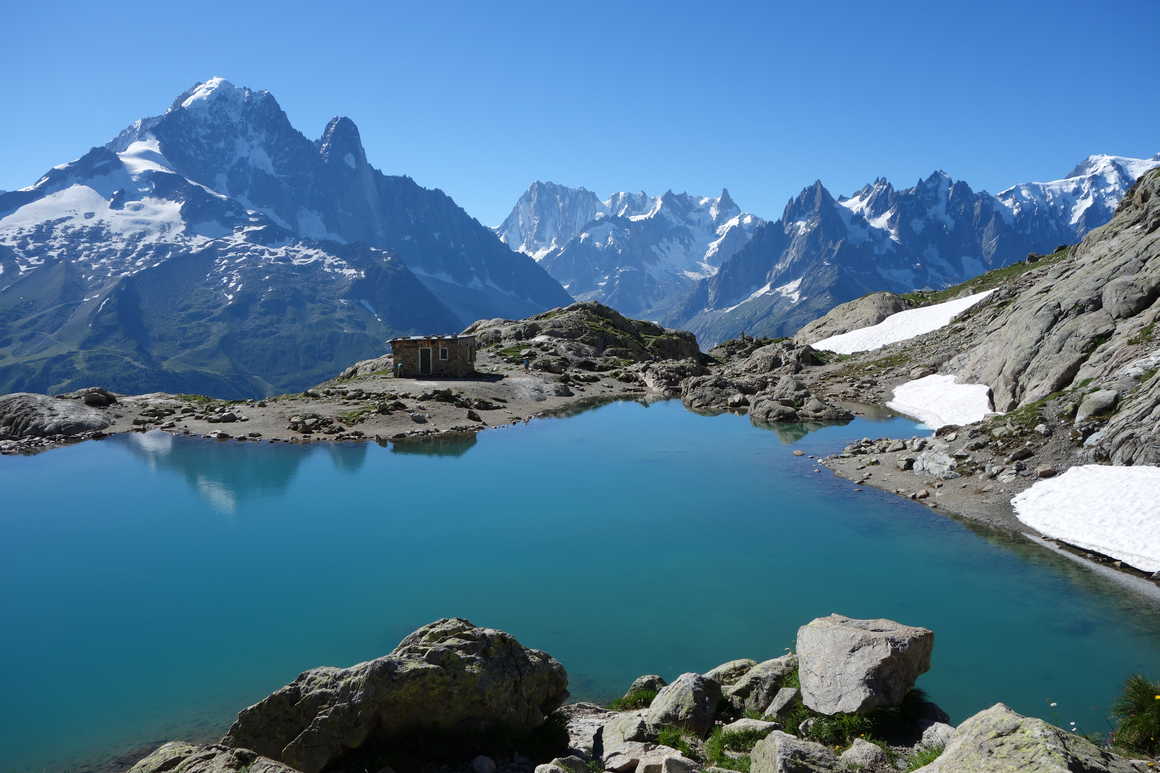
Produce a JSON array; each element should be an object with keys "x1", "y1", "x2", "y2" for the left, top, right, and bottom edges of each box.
[{"x1": 390, "y1": 336, "x2": 476, "y2": 378}]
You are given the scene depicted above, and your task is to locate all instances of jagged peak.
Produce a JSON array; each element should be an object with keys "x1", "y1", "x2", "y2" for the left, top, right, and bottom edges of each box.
[
  {"x1": 168, "y1": 77, "x2": 272, "y2": 114},
  {"x1": 319, "y1": 116, "x2": 366, "y2": 169}
]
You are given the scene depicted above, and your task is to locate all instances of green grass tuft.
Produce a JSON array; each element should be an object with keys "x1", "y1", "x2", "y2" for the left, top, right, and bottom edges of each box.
[
  {"x1": 1112, "y1": 674, "x2": 1160, "y2": 755},
  {"x1": 608, "y1": 688, "x2": 657, "y2": 711},
  {"x1": 655, "y1": 725, "x2": 698, "y2": 758},
  {"x1": 904, "y1": 742, "x2": 945, "y2": 770}
]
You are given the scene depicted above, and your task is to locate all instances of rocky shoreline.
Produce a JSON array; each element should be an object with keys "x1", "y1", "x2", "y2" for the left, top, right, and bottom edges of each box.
[
  {"x1": 120, "y1": 616, "x2": 1156, "y2": 773},
  {"x1": 2, "y1": 295, "x2": 1157, "y2": 590}
]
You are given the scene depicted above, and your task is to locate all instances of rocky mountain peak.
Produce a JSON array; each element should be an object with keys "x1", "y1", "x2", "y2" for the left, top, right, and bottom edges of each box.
[{"x1": 318, "y1": 116, "x2": 367, "y2": 170}]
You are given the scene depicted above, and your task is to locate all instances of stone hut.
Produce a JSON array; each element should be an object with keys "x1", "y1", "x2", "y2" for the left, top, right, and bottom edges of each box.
[{"x1": 389, "y1": 335, "x2": 477, "y2": 378}]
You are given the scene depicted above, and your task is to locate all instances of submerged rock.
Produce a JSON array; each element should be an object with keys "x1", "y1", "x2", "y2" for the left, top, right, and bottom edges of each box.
[
  {"x1": 221, "y1": 618, "x2": 568, "y2": 773},
  {"x1": 797, "y1": 614, "x2": 933, "y2": 715}
]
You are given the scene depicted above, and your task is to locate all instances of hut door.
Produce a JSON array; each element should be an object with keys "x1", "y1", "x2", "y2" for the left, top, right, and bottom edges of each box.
[{"x1": 419, "y1": 347, "x2": 432, "y2": 375}]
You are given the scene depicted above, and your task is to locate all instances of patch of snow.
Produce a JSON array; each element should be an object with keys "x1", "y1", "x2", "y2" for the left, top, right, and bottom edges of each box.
[
  {"x1": 344, "y1": 152, "x2": 356, "y2": 170},
  {"x1": 886, "y1": 373, "x2": 994, "y2": 429},
  {"x1": 813, "y1": 290, "x2": 994, "y2": 354},
  {"x1": 117, "y1": 138, "x2": 174, "y2": 177},
  {"x1": 1012, "y1": 465, "x2": 1160, "y2": 572}
]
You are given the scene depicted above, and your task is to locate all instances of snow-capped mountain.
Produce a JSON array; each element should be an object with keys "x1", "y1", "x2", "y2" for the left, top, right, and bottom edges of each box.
[
  {"x1": 0, "y1": 77, "x2": 571, "y2": 396},
  {"x1": 671, "y1": 154, "x2": 1160, "y2": 347},
  {"x1": 496, "y1": 184, "x2": 763, "y2": 317},
  {"x1": 997, "y1": 154, "x2": 1160, "y2": 241}
]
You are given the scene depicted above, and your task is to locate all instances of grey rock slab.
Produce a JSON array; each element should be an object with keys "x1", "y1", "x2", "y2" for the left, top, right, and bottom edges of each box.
[
  {"x1": 625, "y1": 674, "x2": 669, "y2": 696},
  {"x1": 645, "y1": 672, "x2": 722, "y2": 736},
  {"x1": 0, "y1": 393, "x2": 113, "y2": 438},
  {"x1": 796, "y1": 614, "x2": 933, "y2": 715},
  {"x1": 724, "y1": 654, "x2": 798, "y2": 714},
  {"x1": 722, "y1": 717, "x2": 780, "y2": 737},
  {"x1": 704, "y1": 658, "x2": 758, "y2": 686},
  {"x1": 838, "y1": 738, "x2": 889, "y2": 771},
  {"x1": 557, "y1": 702, "x2": 612, "y2": 757},
  {"x1": 750, "y1": 730, "x2": 839, "y2": 773},
  {"x1": 534, "y1": 756, "x2": 588, "y2": 773},
  {"x1": 764, "y1": 687, "x2": 801, "y2": 719},
  {"x1": 1075, "y1": 389, "x2": 1119, "y2": 423},
  {"x1": 221, "y1": 618, "x2": 567, "y2": 773},
  {"x1": 912, "y1": 703, "x2": 1143, "y2": 772},
  {"x1": 127, "y1": 742, "x2": 300, "y2": 773}
]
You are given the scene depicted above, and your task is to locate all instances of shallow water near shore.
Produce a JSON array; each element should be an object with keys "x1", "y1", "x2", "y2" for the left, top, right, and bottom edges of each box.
[{"x1": 2, "y1": 400, "x2": 1159, "y2": 771}]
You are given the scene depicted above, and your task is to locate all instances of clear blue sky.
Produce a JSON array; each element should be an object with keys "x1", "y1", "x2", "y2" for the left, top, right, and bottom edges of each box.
[{"x1": 4, "y1": 0, "x2": 1157, "y2": 225}]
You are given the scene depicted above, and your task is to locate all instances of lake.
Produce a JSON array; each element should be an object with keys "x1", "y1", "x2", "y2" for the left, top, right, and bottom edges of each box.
[{"x1": 2, "y1": 399, "x2": 1158, "y2": 771}]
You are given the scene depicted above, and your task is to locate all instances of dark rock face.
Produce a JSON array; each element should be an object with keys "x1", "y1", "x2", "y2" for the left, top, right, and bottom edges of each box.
[
  {"x1": 0, "y1": 393, "x2": 113, "y2": 438},
  {"x1": 221, "y1": 618, "x2": 568, "y2": 773}
]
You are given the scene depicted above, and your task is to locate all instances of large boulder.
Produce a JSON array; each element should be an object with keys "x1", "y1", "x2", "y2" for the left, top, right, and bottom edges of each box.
[
  {"x1": 0, "y1": 393, "x2": 113, "y2": 438},
  {"x1": 724, "y1": 654, "x2": 798, "y2": 714},
  {"x1": 129, "y1": 742, "x2": 300, "y2": 773},
  {"x1": 221, "y1": 618, "x2": 568, "y2": 773},
  {"x1": 913, "y1": 703, "x2": 1144, "y2": 772},
  {"x1": 796, "y1": 614, "x2": 933, "y2": 715},
  {"x1": 644, "y1": 672, "x2": 722, "y2": 736},
  {"x1": 750, "y1": 730, "x2": 838, "y2": 773}
]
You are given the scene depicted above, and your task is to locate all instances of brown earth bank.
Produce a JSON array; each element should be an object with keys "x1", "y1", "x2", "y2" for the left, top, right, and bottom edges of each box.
[{"x1": 118, "y1": 615, "x2": 1157, "y2": 773}]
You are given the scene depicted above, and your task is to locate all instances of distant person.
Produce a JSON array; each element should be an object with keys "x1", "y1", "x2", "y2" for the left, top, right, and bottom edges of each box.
[{"x1": 523, "y1": 357, "x2": 530, "y2": 372}]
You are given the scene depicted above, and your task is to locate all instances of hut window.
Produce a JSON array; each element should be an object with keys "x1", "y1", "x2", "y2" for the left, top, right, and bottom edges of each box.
[{"x1": 439, "y1": 347, "x2": 449, "y2": 360}]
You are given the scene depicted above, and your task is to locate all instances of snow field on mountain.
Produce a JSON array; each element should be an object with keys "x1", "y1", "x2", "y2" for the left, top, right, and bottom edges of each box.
[
  {"x1": 885, "y1": 374, "x2": 994, "y2": 429},
  {"x1": 812, "y1": 289, "x2": 994, "y2": 354},
  {"x1": 1012, "y1": 465, "x2": 1160, "y2": 572}
]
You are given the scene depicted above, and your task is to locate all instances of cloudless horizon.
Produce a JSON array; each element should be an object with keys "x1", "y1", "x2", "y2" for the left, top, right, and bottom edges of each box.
[{"x1": 5, "y1": 0, "x2": 1158, "y2": 225}]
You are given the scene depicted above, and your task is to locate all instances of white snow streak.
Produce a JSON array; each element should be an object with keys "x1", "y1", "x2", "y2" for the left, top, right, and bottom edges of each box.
[{"x1": 813, "y1": 290, "x2": 993, "y2": 354}]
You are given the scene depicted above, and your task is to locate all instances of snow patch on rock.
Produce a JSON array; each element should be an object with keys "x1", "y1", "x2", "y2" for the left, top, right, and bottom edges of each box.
[
  {"x1": 1012, "y1": 465, "x2": 1160, "y2": 572},
  {"x1": 886, "y1": 374, "x2": 994, "y2": 429},
  {"x1": 813, "y1": 290, "x2": 993, "y2": 354}
]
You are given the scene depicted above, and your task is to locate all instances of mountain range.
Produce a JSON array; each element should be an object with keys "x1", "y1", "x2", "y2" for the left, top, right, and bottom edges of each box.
[
  {"x1": 500, "y1": 154, "x2": 1159, "y2": 346},
  {"x1": 0, "y1": 78, "x2": 571, "y2": 396},
  {"x1": 495, "y1": 183, "x2": 762, "y2": 318}
]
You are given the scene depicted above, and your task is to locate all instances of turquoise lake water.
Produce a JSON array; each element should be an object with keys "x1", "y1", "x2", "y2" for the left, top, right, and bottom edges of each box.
[{"x1": 2, "y1": 399, "x2": 1159, "y2": 771}]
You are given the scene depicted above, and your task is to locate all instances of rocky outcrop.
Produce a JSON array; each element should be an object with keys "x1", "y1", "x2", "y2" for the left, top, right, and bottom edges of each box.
[
  {"x1": 644, "y1": 672, "x2": 722, "y2": 736},
  {"x1": 0, "y1": 392, "x2": 113, "y2": 438},
  {"x1": 794, "y1": 292, "x2": 911, "y2": 345},
  {"x1": 464, "y1": 302, "x2": 700, "y2": 367},
  {"x1": 221, "y1": 618, "x2": 568, "y2": 773},
  {"x1": 683, "y1": 340, "x2": 851, "y2": 426},
  {"x1": 797, "y1": 614, "x2": 933, "y2": 715},
  {"x1": 624, "y1": 674, "x2": 669, "y2": 696},
  {"x1": 914, "y1": 703, "x2": 1145, "y2": 772},
  {"x1": 750, "y1": 730, "x2": 838, "y2": 773},
  {"x1": 723, "y1": 655, "x2": 798, "y2": 714},
  {"x1": 127, "y1": 742, "x2": 300, "y2": 773},
  {"x1": 945, "y1": 169, "x2": 1160, "y2": 465}
]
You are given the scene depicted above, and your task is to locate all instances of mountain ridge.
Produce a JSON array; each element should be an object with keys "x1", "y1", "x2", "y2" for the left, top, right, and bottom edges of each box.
[{"x1": 0, "y1": 77, "x2": 572, "y2": 397}]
